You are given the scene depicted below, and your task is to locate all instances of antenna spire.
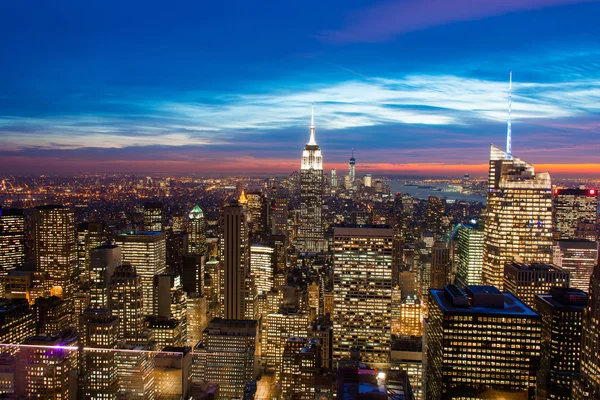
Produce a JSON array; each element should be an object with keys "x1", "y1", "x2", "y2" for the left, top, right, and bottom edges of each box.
[
  {"x1": 506, "y1": 71, "x2": 512, "y2": 159},
  {"x1": 308, "y1": 103, "x2": 317, "y2": 146}
]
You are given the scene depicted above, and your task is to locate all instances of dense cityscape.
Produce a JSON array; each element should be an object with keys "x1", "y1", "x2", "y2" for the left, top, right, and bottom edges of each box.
[{"x1": 0, "y1": 93, "x2": 599, "y2": 399}]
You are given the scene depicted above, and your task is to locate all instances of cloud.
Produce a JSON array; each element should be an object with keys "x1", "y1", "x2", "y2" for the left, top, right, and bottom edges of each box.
[{"x1": 318, "y1": 0, "x2": 596, "y2": 44}]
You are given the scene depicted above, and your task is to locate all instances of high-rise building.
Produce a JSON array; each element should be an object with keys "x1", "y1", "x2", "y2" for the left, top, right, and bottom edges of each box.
[
  {"x1": 430, "y1": 241, "x2": 451, "y2": 289},
  {"x1": 143, "y1": 201, "x2": 164, "y2": 232},
  {"x1": 250, "y1": 244, "x2": 274, "y2": 296},
  {"x1": 298, "y1": 108, "x2": 325, "y2": 253},
  {"x1": 89, "y1": 244, "x2": 121, "y2": 309},
  {"x1": 154, "y1": 347, "x2": 192, "y2": 399},
  {"x1": 34, "y1": 295, "x2": 71, "y2": 335},
  {"x1": 483, "y1": 145, "x2": 553, "y2": 290},
  {"x1": 115, "y1": 231, "x2": 166, "y2": 316},
  {"x1": 188, "y1": 204, "x2": 207, "y2": 256},
  {"x1": 349, "y1": 150, "x2": 356, "y2": 185},
  {"x1": 331, "y1": 169, "x2": 338, "y2": 188},
  {"x1": 333, "y1": 226, "x2": 394, "y2": 362},
  {"x1": 154, "y1": 274, "x2": 187, "y2": 343},
  {"x1": 553, "y1": 188, "x2": 598, "y2": 241},
  {"x1": 280, "y1": 337, "x2": 320, "y2": 400},
  {"x1": 182, "y1": 254, "x2": 203, "y2": 294},
  {"x1": 219, "y1": 201, "x2": 249, "y2": 319},
  {"x1": 504, "y1": 261, "x2": 569, "y2": 309},
  {"x1": 0, "y1": 299, "x2": 35, "y2": 344},
  {"x1": 573, "y1": 265, "x2": 600, "y2": 399},
  {"x1": 109, "y1": 263, "x2": 145, "y2": 342},
  {"x1": 535, "y1": 288, "x2": 588, "y2": 399},
  {"x1": 263, "y1": 310, "x2": 310, "y2": 369},
  {"x1": 193, "y1": 318, "x2": 257, "y2": 399},
  {"x1": 364, "y1": 174, "x2": 372, "y2": 188},
  {"x1": 397, "y1": 295, "x2": 422, "y2": 337},
  {"x1": 455, "y1": 223, "x2": 484, "y2": 287},
  {"x1": 115, "y1": 342, "x2": 156, "y2": 400},
  {"x1": 271, "y1": 196, "x2": 288, "y2": 237},
  {"x1": 186, "y1": 293, "x2": 207, "y2": 347},
  {"x1": 425, "y1": 196, "x2": 444, "y2": 235},
  {"x1": 16, "y1": 333, "x2": 78, "y2": 399},
  {"x1": 34, "y1": 205, "x2": 76, "y2": 301},
  {"x1": 426, "y1": 285, "x2": 541, "y2": 400},
  {"x1": 76, "y1": 222, "x2": 106, "y2": 283},
  {"x1": 0, "y1": 209, "x2": 25, "y2": 298},
  {"x1": 390, "y1": 336, "x2": 424, "y2": 400},
  {"x1": 80, "y1": 309, "x2": 119, "y2": 399},
  {"x1": 246, "y1": 191, "x2": 269, "y2": 243},
  {"x1": 147, "y1": 317, "x2": 184, "y2": 349},
  {"x1": 554, "y1": 239, "x2": 598, "y2": 291}
]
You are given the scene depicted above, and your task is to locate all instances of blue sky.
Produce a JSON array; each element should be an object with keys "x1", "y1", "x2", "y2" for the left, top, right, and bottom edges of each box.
[{"x1": 1, "y1": 0, "x2": 599, "y2": 175}]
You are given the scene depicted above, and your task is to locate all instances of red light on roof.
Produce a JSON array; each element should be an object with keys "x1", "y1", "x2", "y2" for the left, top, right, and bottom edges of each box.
[
  {"x1": 590, "y1": 189, "x2": 596, "y2": 195},
  {"x1": 554, "y1": 189, "x2": 559, "y2": 195}
]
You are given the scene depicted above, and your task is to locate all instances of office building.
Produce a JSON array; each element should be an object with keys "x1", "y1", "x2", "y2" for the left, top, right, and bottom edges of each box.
[
  {"x1": 430, "y1": 241, "x2": 451, "y2": 289},
  {"x1": 297, "y1": 108, "x2": 325, "y2": 253},
  {"x1": 483, "y1": 145, "x2": 553, "y2": 290},
  {"x1": 331, "y1": 169, "x2": 338, "y2": 188},
  {"x1": 280, "y1": 337, "x2": 320, "y2": 400},
  {"x1": 80, "y1": 309, "x2": 119, "y2": 399},
  {"x1": 154, "y1": 274, "x2": 187, "y2": 343},
  {"x1": 16, "y1": 333, "x2": 78, "y2": 399},
  {"x1": 246, "y1": 191, "x2": 269, "y2": 243},
  {"x1": 455, "y1": 223, "x2": 484, "y2": 287},
  {"x1": 188, "y1": 204, "x2": 207, "y2": 255},
  {"x1": 115, "y1": 342, "x2": 156, "y2": 400},
  {"x1": 553, "y1": 188, "x2": 598, "y2": 240},
  {"x1": 333, "y1": 226, "x2": 394, "y2": 362},
  {"x1": 271, "y1": 196, "x2": 288, "y2": 236},
  {"x1": 143, "y1": 201, "x2": 164, "y2": 232},
  {"x1": 426, "y1": 285, "x2": 541, "y2": 400},
  {"x1": 89, "y1": 244, "x2": 121, "y2": 309},
  {"x1": 349, "y1": 150, "x2": 356, "y2": 185},
  {"x1": 573, "y1": 265, "x2": 600, "y2": 399},
  {"x1": 109, "y1": 263, "x2": 145, "y2": 342},
  {"x1": 154, "y1": 346, "x2": 193, "y2": 399},
  {"x1": 186, "y1": 293, "x2": 207, "y2": 347},
  {"x1": 536, "y1": 288, "x2": 588, "y2": 399},
  {"x1": 0, "y1": 299, "x2": 35, "y2": 344},
  {"x1": 426, "y1": 196, "x2": 444, "y2": 235},
  {"x1": 263, "y1": 311, "x2": 310, "y2": 369},
  {"x1": 554, "y1": 239, "x2": 598, "y2": 291},
  {"x1": 364, "y1": 174, "x2": 372, "y2": 188},
  {"x1": 397, "y1": 295, "x2": 422, "y2": 337},
  {"x1": 34, "y1": 295, "x2": 71, "y2": 335},
  {"x1": 308, "y1": 315, "x2": 333, "y2": 369},
  {"x1": 0, "y1": 209, "x2": 25, "y2": 298},
  {"x1": 194, "y1": 318, "x2": 257, "y2": 399},
  {"x1": 115, "y1": 231, "x2": 166, "y2": 316},
  {"x1": 34, "y1": 205, "x2": 76, "y2": 301},
  {"x1": 147, "y1": 317, "x2": 184, "y2": 349},
  {"x1": 76, "y1": 222, "x2": 106, "y2": 283},
  {"x1": 219, "y1": 201, "x2": 249, "y2": 319},
  {"x1": 390, "y1": 336, "x2": 423, "y2": 400},
  {"x1": 250, "y1": 244, "x2": 274, "y2": 296},
  {"x1": 504, "y1": 261, "x2": 569, "y2": 309}
]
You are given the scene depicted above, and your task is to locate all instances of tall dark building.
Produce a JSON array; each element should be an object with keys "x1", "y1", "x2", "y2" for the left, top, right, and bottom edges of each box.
[
  {"x1": 425, "y1": 196, "x2": 444, "y2": 235},
  {"x1": 109, "y1": 263, "x2": 145, "y2": 342},
  {"x1": 143, "y1": 201, "x2": 164, "y2": 232},
  {"x1": 483, "y1": 145, "x2": 553, "y2": 290},
  {"x1": 573, "y1": 265, "x2": 600, "y2": 399},
  {"x1": 430, "y1": 241, "x2": 451, "y2": 289},
  {"x1": 297, "y1": 109, "x2": 325, "y2": 253},
  {"x1": 536, "y1": 288, "x2": 588, "y2": 399},
  {"x1": 271, "y1": 196, "x2": 288, "y2": 237},
  {"x1": 553, "y1": 188, "x2": 598, "y2": 241},
  {"x1": 0, "y1": 208, "x2": 25, "y2": 297},
  {"x1": 76, "y1": 222, "x2": 106, "y2": 283},
  {"x1": 219, "y1": 201, "x2": 249, "y2": 319},
  {"x1": 34, "y1": 205, "x2": 76, "y2": 302},
  {"x1": 246, "y1": 191, "x2": 269, "y2": 244},
  {"x1": 427, "y1": 285, "x2": 541, "y2": 400}
]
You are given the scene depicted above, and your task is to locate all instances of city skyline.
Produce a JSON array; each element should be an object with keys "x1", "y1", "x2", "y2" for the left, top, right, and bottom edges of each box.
[{"x1": 1, "y1": 1, "x2": 600, "y2": 176}]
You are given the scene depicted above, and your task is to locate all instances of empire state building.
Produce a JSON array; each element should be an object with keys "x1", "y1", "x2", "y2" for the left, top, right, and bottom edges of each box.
[{"x1": 297, "y1": 108, "x2": 325, "y2": 253}]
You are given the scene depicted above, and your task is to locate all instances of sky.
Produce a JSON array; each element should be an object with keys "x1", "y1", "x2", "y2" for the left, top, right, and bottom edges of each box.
[{"x1": 1, "y1": 0, "x2": 599, "y2": 177}]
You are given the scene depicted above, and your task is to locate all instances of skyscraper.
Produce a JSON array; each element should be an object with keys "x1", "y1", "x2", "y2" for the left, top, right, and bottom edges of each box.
[
  {"x1": 271, "y1": 196, "x2": 288, "y2": 237},
  {"x1": 250, "y1": 244, "x2": 274, "y2": 296},
  {"x1": 109, "y1": 263, "x2": 145, "y2": 342},
  {"x1": 0, "y1": 208, "x2": 24, "y2": 298},
  {"x1": 554, "y1": 239, "x2": 598, "y2": 291},
  {"x1": 333, "y1": 226, "x2": 394, "y2": 362},
  {"x1": 188, "y1": 204, "x2": 207, "y2": 256},
  {"x1": 34, "y1": 205, "x2": 76, "y2": 301},
  {"x1": 426, "y1": 285, "x2": 541, "y2": 400},
  {"x1": 115, "y1": 231, "x2": 167, "y2": 316},
  {"x1": 553, "y1": 188, "x2": 598, "y2": 241},
  {"x1": 89, "y1": 244, "x2": 121, "y2": 309},
  {"x1": 331, "y1": 168, "x2": 338, "y2": 188},
  {"x1": 297, "y1": 107, "x2": 325, "y2": 253},
  {"x1": 349, "y1": 149, "x2": 355, "y2": 185},
  {"x1": 425, "y1": 196, "x2": 444, "y2": 235},
  {"x1": 455, "y1": 223, "x2": 484, "y2": 287},
  {"x1": 430, "y1": 241, "x2": 451, "y2": 289},
  {"x1": 483, "y1": 145, "x2": 553, "y2": 290},
  {"x1": 504, "y1": 261, "x2": 569, "y2": 309},
  {"x1": 143, "y1": 201, "x2": 164, "y2": 232},
  {"x1": 536, "y1": 288, "x2": 588, "y2": 399},
  {"x1": 219, "y1": 201, "x2": 249, "y2": 319},
  {"x1": 76, "y1": 222, "x2": 106, "y2": 283},
  {"x1": 573, "y1": 265, "x2": 600, "y2": 399},
  {"x1": 246, "y1": 191, "x2": 269, "y2": 243}
]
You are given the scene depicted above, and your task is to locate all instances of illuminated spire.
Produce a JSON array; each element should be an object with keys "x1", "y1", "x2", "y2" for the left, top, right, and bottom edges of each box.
[
  {"x1": 308, "y1": 103, "x2": 317, "y2": 146},
  {"x1": 506, "y1": 71, "x2": 512, "y2": 160},
  {"x1": 239, "y1": 189, "x2": 248, "y2": 204}
]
